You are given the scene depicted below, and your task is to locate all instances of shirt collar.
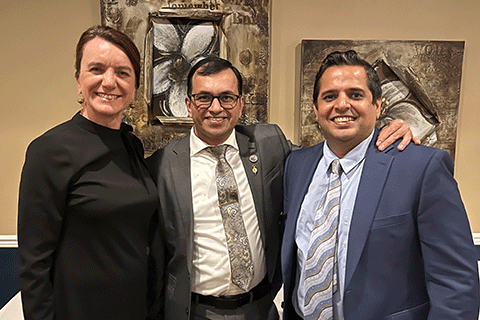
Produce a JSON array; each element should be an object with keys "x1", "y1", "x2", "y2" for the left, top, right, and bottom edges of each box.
[
  {"x1": 190, "y1": 127, "x2": 239, "y2": 157},
  {"x1": 323, "y1": 130, "x2": 374, "y2": 175}
]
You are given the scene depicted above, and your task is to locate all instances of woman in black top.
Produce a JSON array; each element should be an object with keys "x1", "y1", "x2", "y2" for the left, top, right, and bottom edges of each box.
[{"x1": 18, "y1": 25, "x2": 162, "y2": 320}]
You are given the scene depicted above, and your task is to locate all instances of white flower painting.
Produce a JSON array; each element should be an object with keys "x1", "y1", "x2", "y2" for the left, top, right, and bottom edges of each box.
[{"x1": 152, "y1": 17, "x2": 219, "y2": 117}]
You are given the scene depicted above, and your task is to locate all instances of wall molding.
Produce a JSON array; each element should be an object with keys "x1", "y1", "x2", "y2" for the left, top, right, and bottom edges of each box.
[
  {"x1": 0, "y1": 235, "x2": 17, "y2": 248},
  {"x1": 473, "y1": 233, "x2": 480, "y2": 246},
  {"x1": 2, "y1": 233, "x2": 480, "y2": 248}
]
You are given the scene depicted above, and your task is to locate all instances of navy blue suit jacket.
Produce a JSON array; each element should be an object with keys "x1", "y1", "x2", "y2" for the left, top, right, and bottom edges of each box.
[{"x1": 281, "y1": 129, "x2": 479, "y2": 320}]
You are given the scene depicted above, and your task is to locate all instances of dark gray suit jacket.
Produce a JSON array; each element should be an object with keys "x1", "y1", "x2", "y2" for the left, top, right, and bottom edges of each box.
[{"x1": 147, "y1": 124, "x2": 293, "y2": 319}]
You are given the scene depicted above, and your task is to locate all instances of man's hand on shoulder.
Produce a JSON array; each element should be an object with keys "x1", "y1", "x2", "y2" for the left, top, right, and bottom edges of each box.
[{"x1": 376, "y1": 119, "x2": 421, "y2": 151}]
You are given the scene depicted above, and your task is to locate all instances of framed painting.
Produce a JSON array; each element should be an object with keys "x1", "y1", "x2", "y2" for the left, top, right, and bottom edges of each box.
[{"x1": 101, "y1": 0, "x2": 271, "y2": 153}]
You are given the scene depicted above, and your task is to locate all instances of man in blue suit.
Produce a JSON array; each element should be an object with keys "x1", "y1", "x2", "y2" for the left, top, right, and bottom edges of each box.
[{"x1": 281, "y1": 50, "x2": 479, "y2": 320}]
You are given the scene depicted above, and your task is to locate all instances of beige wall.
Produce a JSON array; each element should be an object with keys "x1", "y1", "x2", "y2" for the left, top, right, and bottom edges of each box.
[
  {"x1": 269, "y1": 0, "x2": 480, "y2": 232},
  {"x1": 0, "y1": 0, "x2": 100, "y2": 234},
  {"x1": 1, "y1": 0, "x2": 479, "y2": 234}
]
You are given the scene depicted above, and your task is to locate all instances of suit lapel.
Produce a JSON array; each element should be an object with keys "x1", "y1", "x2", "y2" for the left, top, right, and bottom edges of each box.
[
  {"x1": 344, "y1": 135, "x2": 394, "y2": 289},
  {"x1": 282, "y1": 142, "x2": 324, "y2": 302},
  {"x1": 290, "y1": 143, "x2": 325, "y2": 227},
  {"x1": 236, "y1": 131, "x2": 267, "y2": 239},
  {"x1": 284, "y1": 143, "x2": 324, "y2": 263},
  {"x1": 170, "y1": 135, "x2": 195, "y2": 264}
]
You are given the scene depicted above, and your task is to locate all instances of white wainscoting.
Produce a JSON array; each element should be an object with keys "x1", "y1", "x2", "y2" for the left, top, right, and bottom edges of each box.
[
  {"x1": 473, "y1": 233, "x2": 480, "y2": 247},
  {"x1": 4, "y1": 233, "x2": 480, "y2": 249},
  {"x1": 0, "y1": 235, "x2": 17, "y2": 248}
]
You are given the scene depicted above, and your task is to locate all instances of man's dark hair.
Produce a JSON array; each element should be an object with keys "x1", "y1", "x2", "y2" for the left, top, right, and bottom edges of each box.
[
  {"x1": 313, "y1": 50, "x2": 382, "y2": 106},
  {"x1": 187, "y1": 56, "x2": 243, "y2": 96}
]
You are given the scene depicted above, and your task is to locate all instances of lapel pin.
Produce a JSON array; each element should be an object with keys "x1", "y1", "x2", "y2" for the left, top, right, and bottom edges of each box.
[
  {"x1": 249, "y1": 154, "x2": 258, "y2": 163},
  {"x1": 252, "y1": 165, "x2": 258, "y2": 175}
]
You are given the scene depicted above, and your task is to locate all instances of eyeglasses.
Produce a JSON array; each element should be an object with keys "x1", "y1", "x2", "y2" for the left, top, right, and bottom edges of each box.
[{"x1": 190, "y1": 93, "x2": 241, "y2": 109}]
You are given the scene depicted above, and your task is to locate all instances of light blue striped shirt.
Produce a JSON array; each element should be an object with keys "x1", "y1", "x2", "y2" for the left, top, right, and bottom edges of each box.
[{"x1": 294, "y1": 131, "x2": 374, "y2": 319}]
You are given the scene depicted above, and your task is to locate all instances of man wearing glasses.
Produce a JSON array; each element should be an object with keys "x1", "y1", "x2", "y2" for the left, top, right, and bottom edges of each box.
[{"x1": 147, "y1": 56, "x2": 414, "y2": 319}]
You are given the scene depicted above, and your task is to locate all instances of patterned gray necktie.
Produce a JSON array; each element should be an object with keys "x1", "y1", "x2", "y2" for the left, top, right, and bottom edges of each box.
[
  {"x1": 206, "y1": 145, "x2": 254, "y2": 291},
  {"x1": 304, "y1": 159, "x2": 342, "y2": 320}
]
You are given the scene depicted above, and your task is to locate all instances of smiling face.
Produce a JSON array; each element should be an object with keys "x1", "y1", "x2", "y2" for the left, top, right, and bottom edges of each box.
[
  {"x1": 76, "y1": 37, "x2": 136, "y2": 129},
  {"x1": 314, "y1": 65, "x2": 381, "y2": 158},
  {"x1": 186, "y1": 68, "x2": 244, "y2": 145}
]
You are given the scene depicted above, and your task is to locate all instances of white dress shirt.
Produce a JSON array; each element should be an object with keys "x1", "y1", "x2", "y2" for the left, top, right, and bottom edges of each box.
[{"x1": 189, "y1": 128, "x2": 267, "y2": 296}]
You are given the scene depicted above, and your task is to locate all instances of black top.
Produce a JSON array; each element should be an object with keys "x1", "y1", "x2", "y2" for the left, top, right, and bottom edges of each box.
[{"x1": 18, "y1": 112, "x2": 159, "y2": 320}]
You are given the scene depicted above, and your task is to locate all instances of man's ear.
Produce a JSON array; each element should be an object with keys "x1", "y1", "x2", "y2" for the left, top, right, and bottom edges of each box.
[
  {"x1": 313, "y1": 98, "x2": 320, "y2": 123},
  {"x1": 374, "y1": 98, "x2": 382, "y2": 119},
  {"x1": 238, "y1": 95, "x2": 245, "y2": 114},
  {"x1": 186, "y1": 96, "x2": 193, "y2": 117}
]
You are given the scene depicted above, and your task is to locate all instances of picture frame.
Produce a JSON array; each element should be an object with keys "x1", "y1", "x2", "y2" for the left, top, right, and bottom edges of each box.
[{"x1": 101, "y1": 0, "x2": 271, "y2": 153}]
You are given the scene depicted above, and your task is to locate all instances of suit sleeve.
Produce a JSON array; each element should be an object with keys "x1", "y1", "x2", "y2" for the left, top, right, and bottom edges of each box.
[
  {"x1": 17, "y1": 137, "x2": 72, "y2": 320},
  {"x1": 272, "y1": 124, "x2": 299, "y2": 154},
  {"x1": 145, "y1": 149, "x2": 166, "y2": 320},
  {"x1": 416, "y1": 150, "x2": 479, "y2": 319}
]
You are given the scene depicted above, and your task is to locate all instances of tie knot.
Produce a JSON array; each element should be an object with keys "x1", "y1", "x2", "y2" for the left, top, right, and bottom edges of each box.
[
  {"x1": 331, "y1": 159, "x2": 341, "y2": 175},
  {"x1": 206, "y1": 145, "x2": 228, "y2": 161}
]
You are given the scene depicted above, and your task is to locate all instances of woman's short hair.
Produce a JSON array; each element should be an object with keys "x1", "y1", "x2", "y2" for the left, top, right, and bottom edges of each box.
[{"x1": 75, "y1": 25, "x2": 141, "y2": 88}]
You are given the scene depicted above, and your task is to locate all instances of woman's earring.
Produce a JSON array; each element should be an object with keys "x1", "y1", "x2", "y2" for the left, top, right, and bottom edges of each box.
[{"x1": 77, "y1": 94, "x2": 84, "y2": 104}]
